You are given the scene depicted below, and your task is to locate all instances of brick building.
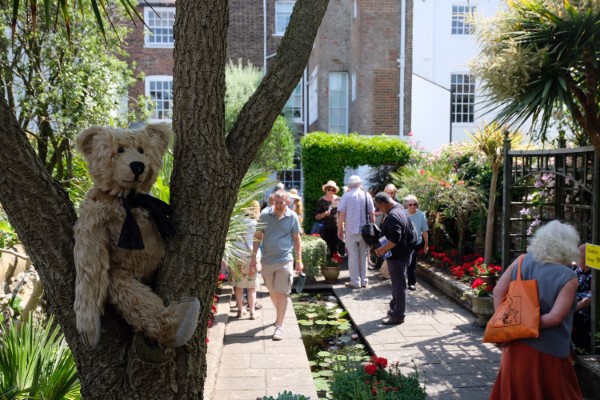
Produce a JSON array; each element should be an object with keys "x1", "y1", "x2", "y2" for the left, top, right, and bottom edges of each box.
[{"x1": 125, "y1": 0, "x2": 413, "y2": 190}]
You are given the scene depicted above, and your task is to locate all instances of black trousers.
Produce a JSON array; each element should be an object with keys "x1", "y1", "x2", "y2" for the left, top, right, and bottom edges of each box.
[{"x1": 407, "y1": 243, "x2": 424, "y2": 286}]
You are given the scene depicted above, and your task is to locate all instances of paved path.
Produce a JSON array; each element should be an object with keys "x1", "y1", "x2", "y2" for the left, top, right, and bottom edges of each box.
[{"x1": 208, "y1": 267, "x2": 500, "y2": 399}]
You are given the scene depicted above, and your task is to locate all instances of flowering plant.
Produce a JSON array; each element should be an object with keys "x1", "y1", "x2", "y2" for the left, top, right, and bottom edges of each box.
[
  {"x1": 330, "y1": 356, "x2": 426, "y2": 399},
  {"x1": 470, "y1": 278, "x2": 494, "y2": 297},
  {"x1": 473, "y1": 258, "x2": 502, "y2": 277},
  {"x1": 326, "y1": 252, "x2": 344, "y2": 268}
]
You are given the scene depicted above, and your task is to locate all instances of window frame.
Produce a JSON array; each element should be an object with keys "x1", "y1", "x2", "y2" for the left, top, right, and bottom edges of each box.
[
  {"x1": 450, "y1": 73, "x2": 475, "y2": 124},
  {"x1": 144, "y1": 7, "x2": 175, "y2": 48},
  {"x1": 275, "y1": 1, "x2": 295, "y2": 36},
  {"x1": 284, "y1": 80, "x2": 303, "y2": 123},
  {"x1": 451, "y1": 5, "x2": 476, "y2": 36},
  {"x1": 145, "y1": 75, "x2": 174, "y2": 122},
  {"x1": 328, "y1": 72, "x2": 349, "y2": 134}
]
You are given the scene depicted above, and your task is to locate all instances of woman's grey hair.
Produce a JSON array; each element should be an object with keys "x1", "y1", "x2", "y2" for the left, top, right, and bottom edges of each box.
[
  {"x1": 374, "y1": 192, "x2": 394, "y2": 205},
  {"x1": 527, "y1": 220, "x2": 580, "y2": 265},
  {"x1": 404, "y1": 194, "x2": 418, "y2": 205}
]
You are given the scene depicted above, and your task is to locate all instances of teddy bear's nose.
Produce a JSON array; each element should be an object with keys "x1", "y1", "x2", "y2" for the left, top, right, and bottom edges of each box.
[{"x1": 130, "y1": 162, "x2": 145, "y2": 180}]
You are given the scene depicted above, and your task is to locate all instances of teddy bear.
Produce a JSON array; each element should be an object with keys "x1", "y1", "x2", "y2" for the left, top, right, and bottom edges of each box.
[{"x1": 73, "y1": 123, "x2": 200, "y2": 349}]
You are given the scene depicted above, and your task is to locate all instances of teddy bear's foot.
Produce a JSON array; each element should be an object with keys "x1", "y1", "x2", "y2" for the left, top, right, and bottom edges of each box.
[
  {"x1": 79, "y1": 313, "x2": 101, "y2": 350},
  {"x1": 172, "y1": 297, "x2": 201, "y2": 347}
]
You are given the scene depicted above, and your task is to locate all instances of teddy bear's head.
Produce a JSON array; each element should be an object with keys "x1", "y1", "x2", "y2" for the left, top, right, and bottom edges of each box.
[{"x1": 76, "y1": 124, "x2": 170, "y2": 196}]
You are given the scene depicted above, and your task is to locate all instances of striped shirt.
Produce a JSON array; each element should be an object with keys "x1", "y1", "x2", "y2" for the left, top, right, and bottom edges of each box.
[{"x1": 338, "y1": 188, "x2": 374, "y2": 234}]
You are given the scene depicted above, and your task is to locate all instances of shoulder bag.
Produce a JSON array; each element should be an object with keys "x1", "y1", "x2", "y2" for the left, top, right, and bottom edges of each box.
[
  {"x1": 361, "y1": 191, "x2": 380, "y2": 247},
  {"x1": 482, "y1": 255, "x2": 540, "y2": 343}
]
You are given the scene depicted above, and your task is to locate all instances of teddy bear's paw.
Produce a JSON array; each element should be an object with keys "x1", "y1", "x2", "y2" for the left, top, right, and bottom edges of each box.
[
  {"x1": 80, "y1": 314, "x2": 101, "y2": 350},
  {"x1": 173, "y1": 297, "x2": 201, "y2": 347}
]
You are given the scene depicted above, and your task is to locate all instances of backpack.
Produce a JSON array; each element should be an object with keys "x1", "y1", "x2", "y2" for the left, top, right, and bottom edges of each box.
[{"x1": 405, "y1": 218, "x2": 419, "y2": 250}]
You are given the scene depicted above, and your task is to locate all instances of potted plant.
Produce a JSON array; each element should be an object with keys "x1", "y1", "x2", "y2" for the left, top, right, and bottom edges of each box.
[
  {"x1": 473, "y1": 258, "x2": 502, "y2": 287},
  {"x1": 470, "y1": 278, "x2": 495, "y2": 326},
  {"x1": 321, "y1": 252, "x2": 343, "y2": 283}
]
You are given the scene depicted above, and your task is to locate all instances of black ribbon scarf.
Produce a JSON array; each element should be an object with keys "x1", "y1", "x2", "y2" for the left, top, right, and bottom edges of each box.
[{"x1": 117, "y1": 193, "x2": 175, "y2": 250}]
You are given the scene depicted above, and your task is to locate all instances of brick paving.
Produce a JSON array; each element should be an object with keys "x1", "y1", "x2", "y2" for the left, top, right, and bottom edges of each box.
[{"x1": 207, "y1": 267, "x2": 501, "y2": 400}]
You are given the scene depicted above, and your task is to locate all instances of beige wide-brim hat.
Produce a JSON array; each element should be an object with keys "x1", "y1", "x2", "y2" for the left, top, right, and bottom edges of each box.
[{"x1": 322, "y1": 180, "x2": 340, "y2": 193}]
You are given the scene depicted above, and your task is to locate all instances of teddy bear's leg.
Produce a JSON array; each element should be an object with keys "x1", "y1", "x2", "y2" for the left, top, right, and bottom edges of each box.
[{"x1": 107, "y1": 270, "x2": 200, "y2": 347}]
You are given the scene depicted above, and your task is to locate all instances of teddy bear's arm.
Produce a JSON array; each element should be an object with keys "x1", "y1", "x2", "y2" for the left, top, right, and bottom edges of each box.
[{"x1": 73, "y1": 210, "x2": 111, "y2": 349}]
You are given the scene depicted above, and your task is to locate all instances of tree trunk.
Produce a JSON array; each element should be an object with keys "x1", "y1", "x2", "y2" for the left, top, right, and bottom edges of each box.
[
  {"x1": 0, "y1": 1, "x2": 329, "y2": 398},
  {"x1": 484, "y1": 163, "x2": 499, "y2": 265}
]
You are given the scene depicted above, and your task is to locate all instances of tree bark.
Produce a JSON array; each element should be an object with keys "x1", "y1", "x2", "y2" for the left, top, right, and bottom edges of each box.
[{"x1": 0, "y1": 1, "x2": 329, "y2": 398}]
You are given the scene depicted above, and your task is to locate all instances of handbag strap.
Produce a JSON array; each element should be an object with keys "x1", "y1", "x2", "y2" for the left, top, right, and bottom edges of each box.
[{"x1": 516, "y1": 254, "x2": 524, "y2": 281}]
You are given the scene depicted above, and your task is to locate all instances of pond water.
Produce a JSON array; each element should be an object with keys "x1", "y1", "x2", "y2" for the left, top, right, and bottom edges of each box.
[{"x1": 291, "y1": 290, "x2": 371, "y2": 399}]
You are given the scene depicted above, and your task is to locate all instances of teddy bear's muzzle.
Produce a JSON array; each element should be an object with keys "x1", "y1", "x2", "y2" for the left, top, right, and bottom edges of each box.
[{"x1": 129, "y1": 161, "x2": 145, "y2": 181}]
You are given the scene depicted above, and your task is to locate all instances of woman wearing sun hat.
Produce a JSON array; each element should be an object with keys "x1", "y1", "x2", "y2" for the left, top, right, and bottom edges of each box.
[{"x1": 314, "y1": 181, "x2": 341, "y2": 256}]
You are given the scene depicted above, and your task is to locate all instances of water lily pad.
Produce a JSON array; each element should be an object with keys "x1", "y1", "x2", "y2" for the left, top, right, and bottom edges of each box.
[
  {"x1": 317, "y1": 351, "x2": 331, "y2": 357},
  {"x1": 319, "y1": 370, "x2": 334, "y2": 377},
  {"x1": 312, "y1": 372, "x2": 321, "y2": 378},
  {"x1": 315, "y1": 320, "x2": 328, "y2": 325},
  {"x1": 309, "y1": 361, "x2": 317, "y2": 367},
  {"x1": 327, "y1": 320, "x2": 339, "y2": 325},
  {"x1": 313, "y1": 377, "x2": 329, "y2": 391},
  {"x1": 298, "y1": 320, "x2": 314, "y2": 326},
  {"x1": 319, "y1": 362, "x2": 330, "y2": 368}
]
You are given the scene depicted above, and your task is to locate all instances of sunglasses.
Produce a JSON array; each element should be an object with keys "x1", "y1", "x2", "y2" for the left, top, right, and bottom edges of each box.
[
  {"x1": 326, "y1": 188, "x2": 336, "y2": 192},
  {"x1": 407, "y1": 203, "x2": 418, "y2": 207}
]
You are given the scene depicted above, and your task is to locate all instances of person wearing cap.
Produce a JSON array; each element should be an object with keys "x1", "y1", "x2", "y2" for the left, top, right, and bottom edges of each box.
[
  {"x1": 337, "y1": 175, "x2": 375, "y2": 289},
  {"x1": 314, "y1": 181, "x2": 341, "y2": 256},
  {"x1": 249, "y1": 190, "x2": 302, "y2": 341}
]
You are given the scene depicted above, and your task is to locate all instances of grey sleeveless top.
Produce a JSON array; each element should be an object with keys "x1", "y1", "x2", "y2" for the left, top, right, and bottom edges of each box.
[{"x1": 512, "y1": 253, "x2": 576, "y2": 358}]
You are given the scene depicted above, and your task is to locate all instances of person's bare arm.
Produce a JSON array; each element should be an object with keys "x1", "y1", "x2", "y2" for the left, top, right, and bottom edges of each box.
[
  {"x1": 540, "y1": 277, "x2": 578, "y2": 329},
  {"x1": 422, "y1": 231, "x2": 429, "y2": 254},
  {"x1": 337, "y1": 211, "x2": 346, "y2": 240},
  {"x1": 492, "y1": 262, "x2": 516, "y2": 309},
  {"x1": 249, "y1": 230, "x2": 263, "y2": 275},
  {"x1": 293, "y1": 232, "x2": 303, "y2": 273}
]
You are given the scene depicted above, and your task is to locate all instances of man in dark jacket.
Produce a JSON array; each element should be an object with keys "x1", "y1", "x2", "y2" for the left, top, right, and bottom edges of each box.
[{"x1": 373, "y1": 192, "x2": 412, "y2": 325}]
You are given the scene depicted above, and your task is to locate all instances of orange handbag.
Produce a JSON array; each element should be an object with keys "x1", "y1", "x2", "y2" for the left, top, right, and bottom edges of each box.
[{"x1": 483, "y1": 255, "x2": 540, "y2": 343}]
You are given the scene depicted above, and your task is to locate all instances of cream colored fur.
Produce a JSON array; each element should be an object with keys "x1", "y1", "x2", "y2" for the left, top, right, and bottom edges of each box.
[{"x1": 73, "y1": 124, "x2": 199, "y2": 349}]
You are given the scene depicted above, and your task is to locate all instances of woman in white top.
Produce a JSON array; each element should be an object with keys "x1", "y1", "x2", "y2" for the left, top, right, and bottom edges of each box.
[{"x1": 403, "y1": 194, "x2": 429, "y2": 291}]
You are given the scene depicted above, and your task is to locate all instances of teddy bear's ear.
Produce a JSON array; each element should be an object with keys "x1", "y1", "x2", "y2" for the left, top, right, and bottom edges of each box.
[
  {"x1": 76, "y1": 127, "x2": 107, "y2": 159},
  {"x1": 145, "y1": 123, "x2": 171, "y2": 155}
]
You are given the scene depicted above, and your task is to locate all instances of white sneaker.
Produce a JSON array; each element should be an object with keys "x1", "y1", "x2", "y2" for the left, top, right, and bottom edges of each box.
[{"x1": 272, "y1": 327, "x2": 284, "y2": 341}]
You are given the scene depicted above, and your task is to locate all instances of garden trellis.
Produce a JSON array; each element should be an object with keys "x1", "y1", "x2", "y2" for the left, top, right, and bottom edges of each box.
[{"x1": 502, "y1": 134, "x2": 600, "y2": 354}]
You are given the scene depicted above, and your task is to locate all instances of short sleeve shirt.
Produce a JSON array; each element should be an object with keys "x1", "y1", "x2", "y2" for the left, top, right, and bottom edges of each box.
[
  {"x1": 257, "y1": 207, "x2": 300, "y2": 264},
  {"x1": 338, "y1": 188, "x2": 375, "y2": 234},
  {"x1": 407, "y1": 210, "x2": 428, "y2": 245}
]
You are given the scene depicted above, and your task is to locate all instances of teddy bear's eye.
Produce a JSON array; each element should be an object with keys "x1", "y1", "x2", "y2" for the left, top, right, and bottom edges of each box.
[
  {"x1": 137, "y1": 148, "x2": 144, "y2": 154},
  {"x1": 117, "y1": 147, "x2": 124, "y2": 153}
]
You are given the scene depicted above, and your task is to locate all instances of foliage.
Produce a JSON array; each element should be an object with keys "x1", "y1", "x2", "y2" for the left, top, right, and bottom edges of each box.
[
  {"x1": 0, "y1": 209, "x2": 18, "y2": 248},
  {"x1": 300, "y1": 234, "x2": 327, "y2": 280},
  {"x1": 301, "y1": 132, "x2": 411, "y2": 232},
  {"x1": 470, "y1": 278, "x2": 494, "y2": 298},
  {"x1": 0, "y1": 1, "x2": 149, "y2": 182},
  {"x1": 471, "y1": 0, "x2": 600, "y2": 150},
  {"x1": 0, "y1": 315, "x2": 80, "y2": 399},
  {"x1": 260, "y1": 391, "x2": 312, "y2": 400},
  {"x1": 293, "y1": 292, "x2": 369, "y2": 398},
  {"x1": 225, "y1": 60, "x2": 295, "y2": 171},
  {"x1": 329, "y1": 356, "x2": 426, "y2": 399}
]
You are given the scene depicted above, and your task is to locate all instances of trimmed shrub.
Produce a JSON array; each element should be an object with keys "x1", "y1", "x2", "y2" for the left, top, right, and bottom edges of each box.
[{"x1": 301, "y1": 234, "x2": 327, "y2": 280}]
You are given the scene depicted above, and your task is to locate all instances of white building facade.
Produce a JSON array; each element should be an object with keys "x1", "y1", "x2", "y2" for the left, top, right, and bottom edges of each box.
[{"x1": 411, "y1": 0, "x2": 504, "y2": 151}]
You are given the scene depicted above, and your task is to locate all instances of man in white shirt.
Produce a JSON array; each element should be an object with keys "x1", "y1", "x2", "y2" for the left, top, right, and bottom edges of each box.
[{"x1": 337, "y1": 175, "x2": 375, "y2": 289}]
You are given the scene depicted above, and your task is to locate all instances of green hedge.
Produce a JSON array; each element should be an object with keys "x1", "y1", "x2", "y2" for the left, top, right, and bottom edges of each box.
[
  {"x1": 300, "y1": 234, "x2": 327, "y2": 280},
  {"x1": 300, "y1": 132, "x2": 412, "y2": 232}
]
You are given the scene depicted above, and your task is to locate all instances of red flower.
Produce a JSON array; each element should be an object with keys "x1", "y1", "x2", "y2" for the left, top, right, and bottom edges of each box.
[
  {"x1": 374, "y1": 357, "x2": 388, "y2": 368},
  {"x1": 218, "y1": 273, "x2": 226, "y2": 281},
  {"x1": 471, "y1": 278, "x2": 485, "y2": 289},
  {"x1": 311, "y1": 233, "x2": 321, "y2": 237},
  {"x1": 205, "y1": 338, "x2": 209, "y2": 343},
  {"x1": 364, "y1": 364, "x2": 378, "y2": 375}
]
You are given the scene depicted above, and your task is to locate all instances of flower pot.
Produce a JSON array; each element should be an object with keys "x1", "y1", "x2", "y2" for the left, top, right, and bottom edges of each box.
[
  {"x1": 321, "y1": 266, "x2": 341, "y2": 283},
  {"x1": 471, "y1": 295, "x2": 494, "y2": 327}
]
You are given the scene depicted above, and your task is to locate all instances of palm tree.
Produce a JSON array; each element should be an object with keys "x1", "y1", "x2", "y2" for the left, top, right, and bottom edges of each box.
[
  {"x1": 471, "y1": 0, "x2": 600, "y2": 152},
  {"x1": 469, "y1": 122, "x2": 522, "y2": 265}
]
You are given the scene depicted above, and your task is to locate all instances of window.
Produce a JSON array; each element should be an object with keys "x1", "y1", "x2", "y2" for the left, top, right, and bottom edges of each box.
[
  {"x1": 145, "y1": 76, "x2": 173, "y2": 121},
  {"x1": 328, "y1": 72, "x2": 348, "y2": 134},
  {"x1": 284, "y1": 81, "x2": 302, "y2": 121},
  {"x1": 451, "y1": 73, "x2": 475, "y2": 123},
  {"x1": 144, "y1": 7, "x2": 175, "y2": 47},
  {"x1": 354, "y1": 0, "x2": 357, "y2": 19},
  {"x1": 451, "y1": 5, "x2": 476, "y2": 35},
  {"x1": 351, "y1": 72, "x2": 356, "y2": 102},
  {"x1": 278, "y1": 154, "x2": 302, "y2": 193},
  {"x1": 275, "y1": 1, "x2": 295, "y2": 36}
]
